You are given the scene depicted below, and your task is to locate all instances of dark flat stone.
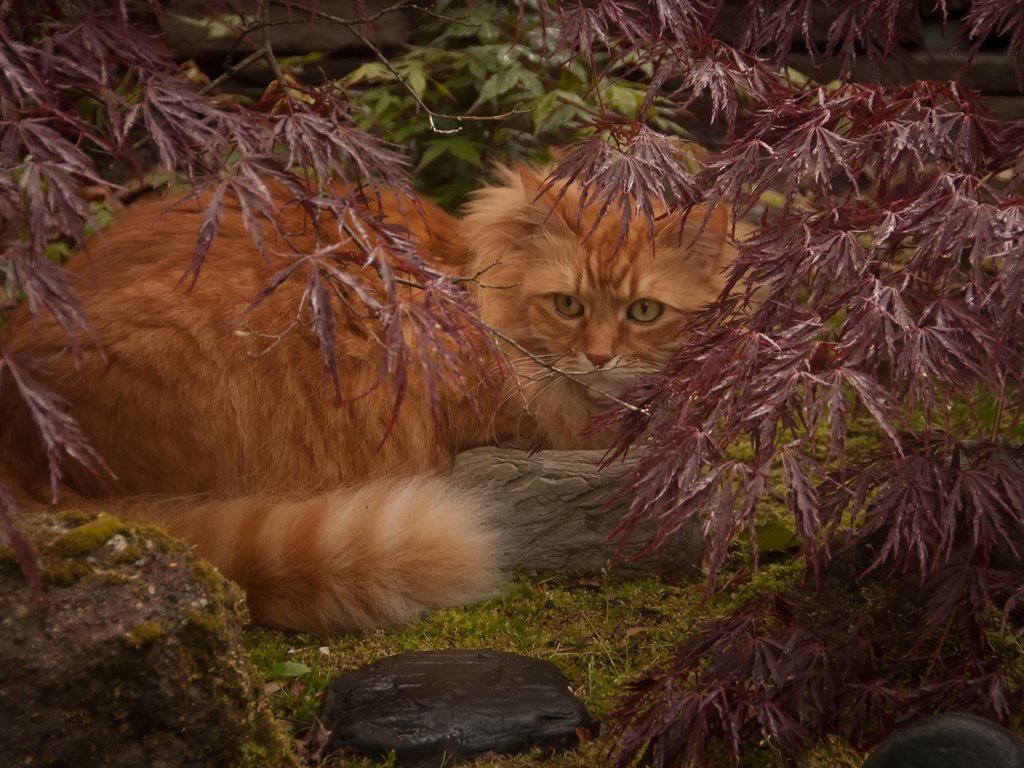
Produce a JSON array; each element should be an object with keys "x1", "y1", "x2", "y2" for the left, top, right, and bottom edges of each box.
[
  {"x1": 320, "y1": 649, "x2": 596, "y2": 765},
  {"x1": 862, "y1": 713, "x2": 1024, "y2": 768}
]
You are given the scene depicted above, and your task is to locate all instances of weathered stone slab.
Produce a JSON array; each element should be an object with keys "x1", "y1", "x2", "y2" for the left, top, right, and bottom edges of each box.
[
  {"x1": 452, "y1": 447, "x2": 703, "y2": 578},
  {"x1": 319, "y1": 649, "x2": 596, "y2": 765}
]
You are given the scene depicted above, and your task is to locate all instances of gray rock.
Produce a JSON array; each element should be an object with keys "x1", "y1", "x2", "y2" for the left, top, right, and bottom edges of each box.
[
  {"x1": 862, "y1": 713, "x2": 1024, "y2": 768},
  {"x1": 0, "y1": 509, "x2": 298, "y2": 768},
  {"x1": 452, "y1": 447, "x2": 703, "y2": 578},
  {"x1": 320, "y1": 649, "x2": 596, "y2": 765}
]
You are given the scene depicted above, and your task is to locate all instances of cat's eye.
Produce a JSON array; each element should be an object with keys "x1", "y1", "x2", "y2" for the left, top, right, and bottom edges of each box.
[
  {"x1": 626, "y1": 299, "x2": 664, "y2": 323},
  {"x1": 553, "y1": 293, "x2": 584, "y2": 318}
]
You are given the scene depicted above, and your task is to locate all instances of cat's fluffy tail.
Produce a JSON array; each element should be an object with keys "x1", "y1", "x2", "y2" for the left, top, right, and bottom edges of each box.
[{"x1": 121, "y1": 477, "x2": 501, "y2": 632}]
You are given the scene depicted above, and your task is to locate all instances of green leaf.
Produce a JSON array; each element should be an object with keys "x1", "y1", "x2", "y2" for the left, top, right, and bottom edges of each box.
[
  {"x1": 532, "y1": 90, "x2": 590, "y2": 135},
  {"x1": 516, "y1": 69, "x2": 544, "y2": 98},
  {"x1": 416, "y1": 137, "x2": 483, "y2": 172},
  {"x1": 87, "y1": 199, "x2": 117, "y2": 233},
  {"x1": 399, "y1": 61, "x2": 428, "y2": 99},
  {"x1": 342, "y1": 62, "x2": 397, "y2": 87},
  {"x1": 602, "y1": 83, "x2": 644, "y2": 118},
  {"x1": 532, "y1": 90, "x2": 559, "y2": 133},
  {"x1": 43, "y1": 241, "x2": 73, "y2": 264},
  {"x1": 473, "y1": 72, "x2": 503, "y2": 106},
  {"x1": 472, "y1": 67, "x2": 522, "y2": 111},
  {"x1": 432, "y1": 78, "x2": 455, "y2": 102},
  {"x1": 445, "y1": 138, "x2": 482, "y2": 166},
  {"x1": 755, "y1": 522, "x2": 800, "y2": 553},
  {"x1": 416, "y1": 141, "x2": 451, "y2": 171},
  {"x1": 267, "y1": 661, "x2": 311, "y2": 679}
]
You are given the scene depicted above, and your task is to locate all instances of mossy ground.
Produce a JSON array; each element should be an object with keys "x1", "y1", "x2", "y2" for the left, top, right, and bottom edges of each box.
[
  {"x1": 240, "y1": 424, "x2": 868, "y2": 767},
  {"x1": 241, "y1": 421, "x2": 1020, "y2": 768},
  {"x1": 243, "y1": 563, "x2": 865, "y2": 768},
  {"x1": 19, "y1": 424, "x2": 1018, "y2": 767}
]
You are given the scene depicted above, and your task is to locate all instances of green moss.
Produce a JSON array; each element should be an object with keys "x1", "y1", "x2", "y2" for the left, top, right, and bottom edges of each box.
[
  {"x1": 4, "y1": 507, "x2": 300, "y2": 767},
  {"x1": 170, "y1": 580, "x2": 300, "y2": 767},
  {"x1": 57, "y1": 509, "x2": 100, "y2": 528},
  {"x1": 111, "y1": 544, "x2": 143, "y2": 564},
  {"x1": 798, "y1": 736, "x2": 863, "y2": 768},
  {"x1": 42, "y1": 561, "x2": 91, "y2": 587},
  {"x1": 51, "y1": 515, "x2": 129, "y2": 557},
  {"x1": 240, "y1": 566, "x2": 892, "y2": 768},
  {"x1": 145, "y1": 525, "x2": 193, "y2": 558},
  {"x1": 725, "y1": 558, "x2": 807, "y2": 608},
  {"x1": 124, "y1": 620, "x2": 165, "y2": 649},
  {"x1": 185, "y1": 607, "x2": 233, "y2": 644},
  {"x1": 244, "y1": 573, "x2": 710, "y2": 754},
  {"x1": 232, "y1": 736, "x2": 302, "y2": 768},
  {"x1": 191, "y1": 558, "x2": 235, "y2": 598}
]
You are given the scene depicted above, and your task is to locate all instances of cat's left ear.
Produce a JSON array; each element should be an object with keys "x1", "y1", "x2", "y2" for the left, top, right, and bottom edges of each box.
[{"x1": 655, "y1": 204, "x2": 732, "y2": 279}]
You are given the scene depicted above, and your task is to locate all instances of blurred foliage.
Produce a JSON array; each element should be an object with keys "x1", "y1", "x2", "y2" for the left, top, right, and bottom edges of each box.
[{"x1": 340, "y1": 0, "x2": 687, "y2": 207}]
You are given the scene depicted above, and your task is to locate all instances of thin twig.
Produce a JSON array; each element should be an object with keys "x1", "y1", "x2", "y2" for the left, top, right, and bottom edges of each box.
[
  {"x1": 197, "y1": 46, "x2": 268, "y2": 96},
  {"x1": 257, "y1": 0, "x2": 289, "y2": 89},
  {"x1": 263, "y1": 0, "x2": 482, "y2": 38},
  {"x1": 288, "y1": 4, "x2": 532, "y2": 132},
  {"x1": 236, "y1": 291, "x2": 308, "y2": 356},
  {"x1": 484, "y1": 325, "x2": 651, "y2": 416}
]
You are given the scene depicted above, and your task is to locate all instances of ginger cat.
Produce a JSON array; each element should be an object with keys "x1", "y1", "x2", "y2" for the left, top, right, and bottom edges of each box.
[{"x1": 0, "y1": 167, "x2": 737, "y2": 632}]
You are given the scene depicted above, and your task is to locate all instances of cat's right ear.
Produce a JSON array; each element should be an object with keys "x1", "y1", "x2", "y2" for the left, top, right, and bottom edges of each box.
[
  {"x1": 513, "y1": 166, "x2": 580, "y2": 238},
  {"x1": 461, "y1": 165, "x2": 582, "y2": 260},
  {"x1": 655, "y1": 203, "x2": 732, "y2": 280}
]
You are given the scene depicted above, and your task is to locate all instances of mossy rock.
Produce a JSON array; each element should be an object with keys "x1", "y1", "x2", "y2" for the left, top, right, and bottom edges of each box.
[{"x1": 0, "y1": 509, "x2": 299, "y2": 768}]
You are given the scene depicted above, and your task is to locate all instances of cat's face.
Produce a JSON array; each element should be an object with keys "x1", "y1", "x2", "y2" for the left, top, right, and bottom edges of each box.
[{"x1": 463, "y1": 166, "x2": 736, "y2": 447}]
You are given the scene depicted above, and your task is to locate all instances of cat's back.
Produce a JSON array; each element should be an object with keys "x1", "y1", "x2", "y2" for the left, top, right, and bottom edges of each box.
[
  {"x1": 6, "y1": 188, "x2": 331, "y2": 392},
  {"x1": 33, "y1": 197, "x2": 283, "y2": 363},
  {"x1": 61, "y1": 185, "x2": 467, "y2": 298},
  {"x1": 1, "y1": 187, "x2": 468, "y2": 500}
]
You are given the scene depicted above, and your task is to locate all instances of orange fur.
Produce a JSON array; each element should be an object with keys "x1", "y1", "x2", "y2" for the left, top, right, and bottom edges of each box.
[
  {"x1": 0, "y1": 168, "x2": 737, "y2": 632},
  {"x1": 112, "y1": 478, "x2": 499, "y2": 631},
  {"x1": 463, "y1": 167, "x2": 740, "y2": 448}
]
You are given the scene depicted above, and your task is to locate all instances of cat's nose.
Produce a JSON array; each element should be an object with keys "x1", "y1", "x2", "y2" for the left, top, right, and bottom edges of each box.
[{"x1": 585, "y1": 352, "x2": 613, "y2": 368}]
